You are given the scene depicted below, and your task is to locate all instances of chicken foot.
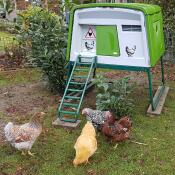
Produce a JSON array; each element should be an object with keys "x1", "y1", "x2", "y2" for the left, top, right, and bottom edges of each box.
[
  {"x1": 113, "y1": 143, "x2": 118, "y2": 150},
  {"x1": 21, "y1": 151, "x2": 26, "y2": 156},
  {"x1": 21, "y1": 150, "x2": 36, "y2": 156},
  {"x1": 85, "y1": 160, "x2": 91, "y2": 165},
  {"x1": 28, "y1": 151, "x2": 36, "y2": 157}
]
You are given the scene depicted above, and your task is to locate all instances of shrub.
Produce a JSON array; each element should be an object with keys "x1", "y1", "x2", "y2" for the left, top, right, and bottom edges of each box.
[
  {"x1": 16, "y1": 6, "x2": 68, "y2": 93},
  {"x1": 94, "y1": 75, "x2": 134, "y2": 119}
]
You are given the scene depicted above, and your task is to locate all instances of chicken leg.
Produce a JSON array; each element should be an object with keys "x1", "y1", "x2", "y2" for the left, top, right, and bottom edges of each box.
[
  {"x1": 28, "y1": 151, "x2": 36, "y2": 157},
  {"x1": 21, "y1": 151, "x2": 26, "y2": 156},
  {"x1": 113, "y1": 143, "x2": 118, "y2": 150}
]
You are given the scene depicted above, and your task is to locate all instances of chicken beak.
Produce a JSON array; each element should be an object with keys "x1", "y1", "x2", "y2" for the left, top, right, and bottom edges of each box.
[
  {"x1": 39, "y1": 112, "x2": 46, "y2": 121},
  {"x1": 40, "y1": 112, "x2": 46, "y2": 116},
  {"x1": 82, "y1": 109, "x2": 85, "y2": 115}
]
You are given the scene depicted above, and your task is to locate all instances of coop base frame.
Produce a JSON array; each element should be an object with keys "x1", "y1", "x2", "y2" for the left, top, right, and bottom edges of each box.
[
  {"x1": 147, "y1": 86, "x2": 169, "y2": 115},
  {"x1": 53, "y1": 118, "x2": 81, "y2": 129},
  {"x1": 69, "y1": 57, "x2": 167, "y2": 113}
]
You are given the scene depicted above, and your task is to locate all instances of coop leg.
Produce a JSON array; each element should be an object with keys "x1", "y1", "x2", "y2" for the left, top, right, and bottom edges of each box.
[
  {"x1": 93, "y1": 56, "x2": 97, "y2": 78},
  {"x1": 160, "y1": 57, "x2": 165, "y2": 85},
  {"x1": 93, "y1": 68, "x2": 96, "y2": 78},
  {"x1": 147, "y1": 68, "x2": 155, "y2": 111}
]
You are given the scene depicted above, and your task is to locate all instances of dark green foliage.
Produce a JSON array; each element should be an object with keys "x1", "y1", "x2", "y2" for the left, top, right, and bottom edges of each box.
[
  {"x1": 94, "y1": 75, "x2": 134, "y2": 118},
  {"x1": 149, "y1": 0, "x2": 175, "y2": 32},
  {"x1": 16, "y1": 6, "x2": 68, "y2": 93}
]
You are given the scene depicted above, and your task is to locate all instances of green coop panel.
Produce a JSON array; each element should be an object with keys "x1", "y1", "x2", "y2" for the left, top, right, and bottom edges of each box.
[
  {"x1": 147, "y1": 12, "x2": 165, "y2": 66},
  {"x1": 96, "y1": 26, "x2": 120, "y2": 57}
]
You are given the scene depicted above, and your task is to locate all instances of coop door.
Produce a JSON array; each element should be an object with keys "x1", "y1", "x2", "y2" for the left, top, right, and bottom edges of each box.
[{"x1": 96, "y1": 26, "x2": 120, "y2": 57}]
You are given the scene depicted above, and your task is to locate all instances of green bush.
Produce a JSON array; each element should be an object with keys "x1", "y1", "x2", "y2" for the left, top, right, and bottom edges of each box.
[
  {"x1": 94, "y1": 75, "x2": 134, "y2": 119},
  {"x1": 16, "y1": 6, "x2": 68, "y2": 93}
]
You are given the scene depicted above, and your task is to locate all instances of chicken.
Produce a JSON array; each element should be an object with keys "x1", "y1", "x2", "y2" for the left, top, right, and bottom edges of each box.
[
  {"x1": 126, "y1": 45, "x2": 136, "y2": 57},
  {"x1": 85, "y1": 41, "x2": 95, "y2": 50},
  {"x1": 73, "y1": 121, "x2": 97, "y2": 166},
  {"x1": 102, "y1": 116, "x2": 132, "y2": 143},
  {"x1": 82, "y1": 108, "x2": 113, "y2": 131},
  {"x1": 118, "y1": 116, "x2": 132, "y2": 131},
  {"x1": 4, "y1": 112, "x2": 46, "y2": 156}
]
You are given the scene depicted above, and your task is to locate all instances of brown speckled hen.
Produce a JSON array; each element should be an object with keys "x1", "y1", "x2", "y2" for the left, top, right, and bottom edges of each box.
[{"x1": 101, "y1": 116, "x2": 132, "y2": 142}]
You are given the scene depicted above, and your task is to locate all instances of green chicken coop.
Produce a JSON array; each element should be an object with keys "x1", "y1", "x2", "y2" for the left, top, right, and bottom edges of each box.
[{"x1": 56, "y1": 3, "x2": 169, "y2": 124}]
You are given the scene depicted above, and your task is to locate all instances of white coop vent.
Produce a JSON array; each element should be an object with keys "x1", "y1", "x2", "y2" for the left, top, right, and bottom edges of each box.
[{"x1": 122, "y1": 25, "x2": 142, "y2": 32}]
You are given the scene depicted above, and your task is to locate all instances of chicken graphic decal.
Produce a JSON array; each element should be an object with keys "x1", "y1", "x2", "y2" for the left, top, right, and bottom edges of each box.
[
  {"x1": 85, "y1": 41, "x2": 95, "y2": 50},
  {"x1": 126, "y1": 45, "x2": 136, "y2": 57}
]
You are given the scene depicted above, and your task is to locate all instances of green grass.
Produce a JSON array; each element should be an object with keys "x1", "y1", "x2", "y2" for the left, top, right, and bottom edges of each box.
[
  {"x1": 1, "y1": 69, "x2": 175, "y2": 175},
  {"x1": 0, "y1": 31, "x2": 18, "y2": 52},
  {"x1": 0, "y1": 68, "x2": 42, "y2": 86}
]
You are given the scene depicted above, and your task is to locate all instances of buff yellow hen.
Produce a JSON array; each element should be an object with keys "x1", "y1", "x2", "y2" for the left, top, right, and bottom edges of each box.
[{"x1": 73, "y1": 121, "x2": 97, "y2": 166}]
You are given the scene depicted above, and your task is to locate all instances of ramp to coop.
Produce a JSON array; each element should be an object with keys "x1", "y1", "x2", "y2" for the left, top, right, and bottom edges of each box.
[{"x1": 54, "y1": 55, "x2": 96, "y2": 127}]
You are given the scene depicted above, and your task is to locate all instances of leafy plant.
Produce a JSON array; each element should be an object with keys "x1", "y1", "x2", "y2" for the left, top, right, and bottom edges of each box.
[
  {"x1": 16, "y1": 6, "x2": 68, "y2": 93},
  {"x1": 94, "y1": 75, "x2": 134, "y2": 118}
]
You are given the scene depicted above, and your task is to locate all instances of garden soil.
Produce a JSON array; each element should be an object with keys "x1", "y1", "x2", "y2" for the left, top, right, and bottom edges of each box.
[{"x1": 0, "y1": 82, "x2": 60, "y2": 144}]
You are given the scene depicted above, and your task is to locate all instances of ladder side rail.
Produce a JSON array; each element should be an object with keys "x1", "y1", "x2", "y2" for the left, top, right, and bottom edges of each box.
[
  {"x1": 58, "y1": 60, "x2": 78, "y2": 113},
  {"x1": 76, "y1": 58, "x2": 95, "y2": 113}
]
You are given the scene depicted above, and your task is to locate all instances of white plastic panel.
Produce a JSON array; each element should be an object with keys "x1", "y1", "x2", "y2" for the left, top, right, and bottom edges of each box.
[{"x1": 70, "y1": 7, "x2": 150, "y2": 67}]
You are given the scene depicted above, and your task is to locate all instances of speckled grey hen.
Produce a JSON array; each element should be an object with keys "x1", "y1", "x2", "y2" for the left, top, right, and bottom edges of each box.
[
  {"x1": 82, "y1": 108, "x2": 113, "y2": 131},
  {"x1": 4, "y1": 112, "x2": 46, "y2": 156}
]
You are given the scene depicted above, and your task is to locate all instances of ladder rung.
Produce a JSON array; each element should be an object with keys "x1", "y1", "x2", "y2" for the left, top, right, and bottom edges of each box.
[
  {"x1": 79, "y1": 55, "x2": 95, "y2": 58},
  {"x1": 75, "y1": 68, "x2": 89, "y2": 72},
  {"x1": 77, "y1": 62, "x2": 92, "y2": 65},
  {"x1": 74, "y1": 75, "x2": 88, "y2": 78},
  {"x1": 67, "y1": 89, "x2": 83, "y2": 92},
  {"x1": 65, "y1": 96, "x2": 81, "y2": 100},
  {"x1": 70, "y1": 82, "x2": 85, "y2": 85},
  {"x1": 63, "y1": 103, "x2": 79, "y2": 107},
  {"x1": 60, "y1": 110, "x2": 77, "y2": 115}
]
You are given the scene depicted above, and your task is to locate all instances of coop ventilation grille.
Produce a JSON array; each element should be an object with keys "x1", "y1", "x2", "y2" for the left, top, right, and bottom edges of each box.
[{"x1": 122, "y1": 25, "x2": 142, "y2": 32}]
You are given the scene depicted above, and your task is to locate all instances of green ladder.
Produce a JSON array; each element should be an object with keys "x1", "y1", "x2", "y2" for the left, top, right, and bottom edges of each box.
[{"x1": 57, "y1": 55, "x2": 97, "y2": 123}]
